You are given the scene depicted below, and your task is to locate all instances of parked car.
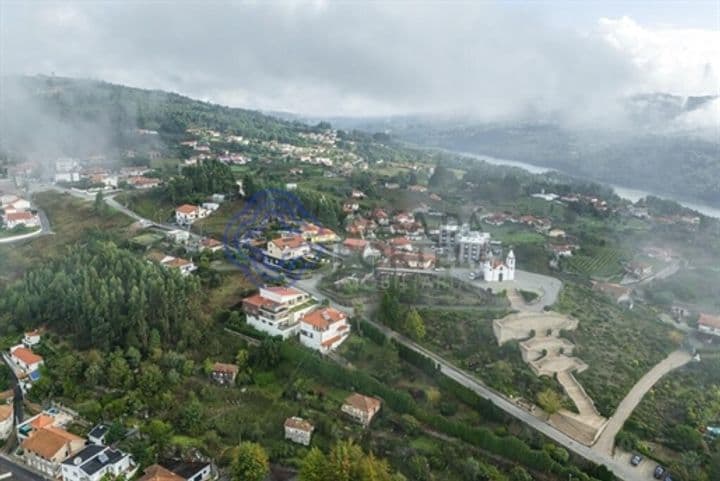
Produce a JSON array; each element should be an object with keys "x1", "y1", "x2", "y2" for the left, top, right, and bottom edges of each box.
[
  {"x1": 663, "y1": 475, "x2": 673, "y2": 481},
  {"x1": 468, "y1": 272, "x2": 476, "y2": 280},
  {"x1": 653, "y1": 465, "x2": 665, "y2": 479},
  {"x1": 630, "y1": 454, "x2": 643, "y2": 466}
]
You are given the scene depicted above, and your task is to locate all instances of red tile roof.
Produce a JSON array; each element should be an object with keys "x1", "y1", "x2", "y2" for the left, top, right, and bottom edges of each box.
[
  {"x1": 699, "y1": 313, "x2": 720, "y2": 329},
  {"x1": 344, "y1": 393, "x2": 381, "y2": 413},
  {"x1": 264, "y1": 286, "x2": 304, "y2": 297},
  {"x1": 302, "y1": 307, "x2": 347, "y2": 330},
  {"x1": 270, "y1": 235, "x2": 307, "y2": 249},
  {"x1": 284, "y1": 416, "x2": 314, "y2": 432},
  {"x1": 11, "y1": 346, "x2": 43, "y2": 365},
  {"x1": 175, "y1": 204, "x2": 199, "y2": 214},
  {"x1": 343, "y1": 238, "x2": 367, "y2": 250},
  {"x1": 5, "y1": 211, "x2": 35, "y2": 222}
]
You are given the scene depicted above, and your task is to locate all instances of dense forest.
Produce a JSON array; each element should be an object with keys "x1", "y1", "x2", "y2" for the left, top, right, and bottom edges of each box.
[
  {"x1": 0, "y1": 241, "x2": 205, "y2": 352},
  {"x1": 165, "y1": 160, "x2": 238, "y2": 203}
]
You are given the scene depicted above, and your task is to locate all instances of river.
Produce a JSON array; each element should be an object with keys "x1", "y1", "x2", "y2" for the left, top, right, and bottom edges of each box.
[{"x1": 456, "y1": 151, "x2": 720, "y2": 219}]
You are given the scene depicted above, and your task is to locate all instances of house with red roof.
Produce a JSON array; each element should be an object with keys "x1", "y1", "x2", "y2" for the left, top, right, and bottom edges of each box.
[
  {"x1": 267, "y1": 235, "x2": 311, "y2": 261},
  {"x1": 341, "y1": 393, "x2": 381, "y2": 427},
  {"x1": 299, "y1": 306, "x2": 350, "y2": 353},
  {"x1": 698, "y1": 313, "x2": 720, "y2": 338},
  {"x1": 299, "y1": 223, "x2": 338, "y2": 243},
  {"x1": 9, "y1": 344, "x2": 44, "y2": 383},
  {"x1": 175, "y1": 204, "x2": 206, "y2": 226},
  {"x1": 3, "y1": 211, "x2": 40, "y2": 229}
]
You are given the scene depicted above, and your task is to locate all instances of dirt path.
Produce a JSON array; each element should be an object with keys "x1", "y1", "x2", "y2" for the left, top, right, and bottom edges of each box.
[{"x1": 592, "y1": 350, "x2": 692, "y2": 455}]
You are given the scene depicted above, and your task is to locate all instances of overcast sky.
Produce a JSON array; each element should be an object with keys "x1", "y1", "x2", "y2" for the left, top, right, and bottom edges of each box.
[{"x1": 1, "y1": 0, "x2": 718, "y2": 118}]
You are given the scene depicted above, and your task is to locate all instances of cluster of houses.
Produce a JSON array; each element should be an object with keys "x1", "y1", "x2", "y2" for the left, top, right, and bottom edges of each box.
[
  {"x1": 0, "y1": 194, "x2": 40, "y2": 230},
  {"x1": 53, "y1": 159, "x2": 158, "y2": 191},
  {"x1": 346, "y1": 207, "x2": 424, "y2": 240},
  {"x1": 15, "y1": 407, "x2": 213, "y2": 481},
  {"x1": 482, "y1": 212, "x2": 552, "y2": 232},
  {"x1": 282, "y1": 393, "x2": 382, "y2": 447},
  {"x1": 5, "y1": 329, "x2": 44, "y2": 393},
  {"x1": 242, "y1": 286, "x2": 350, "y2": 353}
]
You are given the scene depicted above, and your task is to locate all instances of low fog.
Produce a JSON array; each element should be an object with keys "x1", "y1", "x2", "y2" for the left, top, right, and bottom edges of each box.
[{"x1": 1, "y1": 1, "x2": 718, "y2": 130}]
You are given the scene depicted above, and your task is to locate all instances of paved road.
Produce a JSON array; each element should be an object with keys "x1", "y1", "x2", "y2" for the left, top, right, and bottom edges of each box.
[
  {"x1": 295, "y1": 275, "x2": 650, "y2": 481},
  {"x1": 0, "y1": 455, "x2": 46, "y2": 481},
  {"x1": 593, "y1": 350, "x2": 693, "y2": 456}
]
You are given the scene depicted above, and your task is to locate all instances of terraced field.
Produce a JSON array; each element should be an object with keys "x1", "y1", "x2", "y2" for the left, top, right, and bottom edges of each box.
[{"x1": 566, "y1": 247, "x2": 626, "y2": 279}]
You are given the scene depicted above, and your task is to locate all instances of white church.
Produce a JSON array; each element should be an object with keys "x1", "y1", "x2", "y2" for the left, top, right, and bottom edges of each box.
[{"x1": 481, "y1": 249, "x2": 515, "y2": 282}]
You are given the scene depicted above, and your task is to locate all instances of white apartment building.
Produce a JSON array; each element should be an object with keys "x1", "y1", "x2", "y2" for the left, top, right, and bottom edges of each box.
[
  {"x1": 242, "y1": 286, "x2": 316, "y2": 338},
  {"x1": 61, "y1": 444, "x2": 136, "y2": 481},
  {"x1": 299, "y1": 306, "x2": 350, "y2": 353},
  {"x1": 457, "y1": 230, "x2": 491, "y2": 263}
]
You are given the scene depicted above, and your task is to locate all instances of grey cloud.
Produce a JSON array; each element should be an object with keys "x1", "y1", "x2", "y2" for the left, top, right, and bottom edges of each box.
[{"x1": 1, "y1": 1, "x2": 640, "y2": 120}]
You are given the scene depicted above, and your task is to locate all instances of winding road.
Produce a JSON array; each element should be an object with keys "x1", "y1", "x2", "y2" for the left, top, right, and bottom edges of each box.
[
  {"x1": 35, "y1": 185, "x2": 691, "y2": 481},
  {"x1": 592, "y1": 350, "x2": 693, "y2": 456}
]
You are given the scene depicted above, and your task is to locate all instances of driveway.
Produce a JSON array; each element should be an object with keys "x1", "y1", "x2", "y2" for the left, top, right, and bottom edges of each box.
[
  {"x1": 0, "y1": 455, "x2": 46, "y2": 481},
  {"x1": 593, "y1": 350, "x2": 693, "y2": 456}
]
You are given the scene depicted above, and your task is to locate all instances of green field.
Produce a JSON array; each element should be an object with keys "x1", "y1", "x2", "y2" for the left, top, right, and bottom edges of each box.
[{"x1": 565, "y1": 247, "x2": 626, "y2": 279}]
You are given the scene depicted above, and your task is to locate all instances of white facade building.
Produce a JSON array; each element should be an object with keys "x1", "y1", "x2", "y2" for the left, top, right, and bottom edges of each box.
[
  {"x1": 299, "y1": 307, "x2": 350, "y2": 353},
  {"x1": 482, "y1": 250, "x2": 515, "y2": 282},
  {"x1": 284, "y1": 417, "x2": 314, "y2": 446},
  {"x1": 266, "y1": 235, "x2": 312, "y2": 261},
  {"x1": 242, "y1": 287, "x2": 316, "y2": 338},
  {"x1": 61, "y1": 445, "x2": 136, "y2": 481},
  {"x1": 457, "y1": 230, "x2": 491, "y2": 263}
]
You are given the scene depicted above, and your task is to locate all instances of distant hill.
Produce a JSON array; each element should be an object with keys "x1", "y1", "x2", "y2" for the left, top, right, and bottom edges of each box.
[{"x1": 0, "y1": 75, "x2": 309, "y2": 159}]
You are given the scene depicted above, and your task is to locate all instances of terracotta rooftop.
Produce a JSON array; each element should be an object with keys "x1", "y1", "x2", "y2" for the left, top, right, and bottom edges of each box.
[
  {"x1": 212, "y1": 362, "x2": 239, "y2": 375},
  {"x1": 302, "y1": 307, "x2": 347, "y2": 330},
  {"x1": 31, "y1": 414, "x2": 54, "y2": 429},
  {"x1": 0, "y1": 404, "x2": 12, "y2": 421},
  {"x1": 270, "y1": 235, "x2": 307, "y2": 249},
  {"x1": 22, "y1": 427, "x2": 83, "y2": 459},
  {"x1": 175, "y1": 204, "x2": 199, "y2": 215},
  {"x1": 4, "y1": 211, "x2": 35, "y2": 222},
  {"x1": 343, "y1": 238, "x2": 367, "y2": 249},
  {"x1": 343, "y1": 393, "x2": 381, "y2": 413},
  {"x1": 136, "y1": 465, "x2": 184, "y2": 481},
  {"x1": 263, "y1": 286, "x2": 304, "y2": 297},
  {"x1": 699, "y1": 313, "x2": 720, "y2": 329},
  {"x1": 284, "y1": 416, "x2": 314, "y2": 432},
  {"x1": 11, "y1": 346, "x2": 43, "y2": 365}
]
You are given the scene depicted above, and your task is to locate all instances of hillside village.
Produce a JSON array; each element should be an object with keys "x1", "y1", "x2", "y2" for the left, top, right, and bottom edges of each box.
[{"x1": 1, "y1": 80, "x2": 720, "y2": 481}]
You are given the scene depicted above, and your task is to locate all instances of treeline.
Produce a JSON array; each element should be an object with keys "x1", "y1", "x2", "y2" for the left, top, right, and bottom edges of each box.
[
  {"x1": 165, "y1": 160, "x2": 237, "y2": 203},
  {"x1": 300, "y1": 441, "x2": 405, "y2": 481},
  {"x1": 0, "y1": 241, "x2": 205, "y2": 352}
]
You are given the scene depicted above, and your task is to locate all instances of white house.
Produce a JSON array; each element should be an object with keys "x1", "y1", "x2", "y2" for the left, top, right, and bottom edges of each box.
[
  {"x1": 2, "y1": 197, "x2": 31, "y2": 212},
  {"x1": 3, "y1": 211, "x2": 40, "y2": 229},
  {"x1": 166, "y1": 229, "x2": 191, "y2": 244},
  {"x1": 9, "y1": 345, "x2": 44, "y2": 375},
  {"x1": 267, "y1": 235, "x2": 312, "y2": 261},
  {"x1": 299, "y1": 306, "x2": 351, "y2": 353},
  {"x1": 341, "y1": 393, "x2": 381, "y2": 427},
  {"x1": 23, "y1": 329, "x2": 41, "y2": 347},
  {"x1": 482, "y1": 250, "x2": 515, "y2": 282},
  {"x1": 175, "y1": 204, "x2": 208, "y2": 226},
  {"x1": 242, "y1": 286, "x2": 316, "y2": 338},
  {"x1": 160, "y1": 256, "x2": 197, "y2": 276},
  {"x1": 284, "y1": 417, "x2": 314, "y2": 446},
  {"x1": 61, "y1": 444, "x2": 136, "y2": 481},
  {"x1": 698, "y1": 313, "x2": 720, "y2": 337}
]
